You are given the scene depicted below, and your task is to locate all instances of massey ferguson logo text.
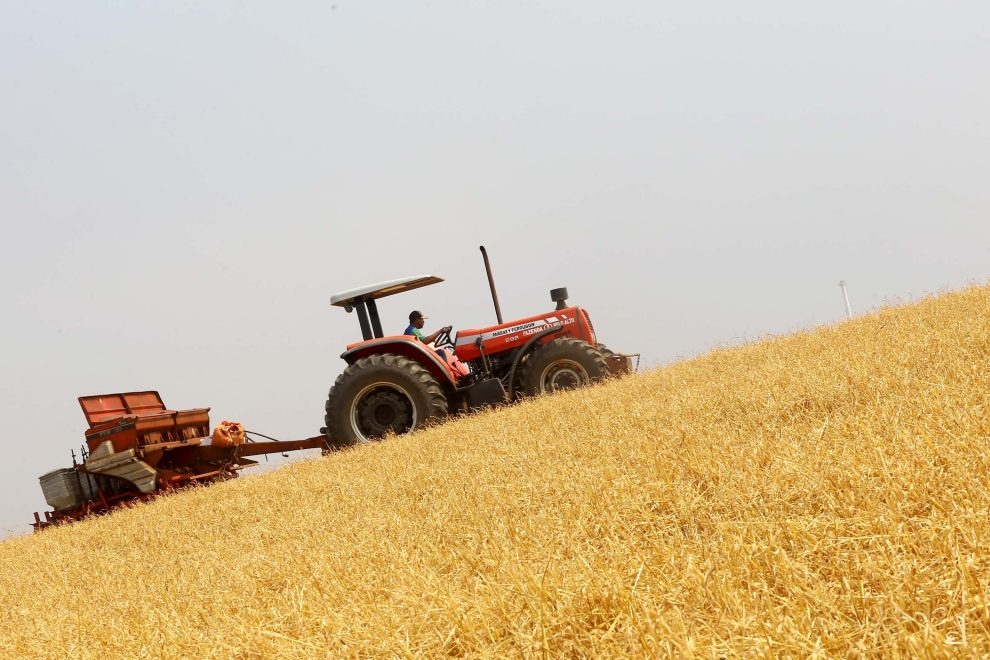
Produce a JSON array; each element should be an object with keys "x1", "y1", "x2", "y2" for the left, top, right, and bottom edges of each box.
[{"x1": 490, "y1": 322, "x2": 538, "y2": 338}]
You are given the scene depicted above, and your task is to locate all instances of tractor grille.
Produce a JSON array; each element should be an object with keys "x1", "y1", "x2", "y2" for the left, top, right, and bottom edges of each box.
[{"x1": 581, "y1": 310, "x2": 597, "y2": 343}]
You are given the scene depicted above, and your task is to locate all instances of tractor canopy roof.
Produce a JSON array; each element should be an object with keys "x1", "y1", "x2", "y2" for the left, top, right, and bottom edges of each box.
[{"x1": 330, "y1": 275, "x2": 444, "y2": 308}]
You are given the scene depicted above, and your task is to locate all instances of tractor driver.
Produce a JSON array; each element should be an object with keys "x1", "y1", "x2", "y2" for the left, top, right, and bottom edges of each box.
[
  {"x1": 405, "y1": 310, "x2": 454, "y2": 362},
  {"x1": 404, "y1": 310, "x2": 451, "y2": 347}
]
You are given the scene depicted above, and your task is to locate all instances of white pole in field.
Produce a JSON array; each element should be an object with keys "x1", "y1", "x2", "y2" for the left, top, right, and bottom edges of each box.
[{"x1": 838, "y1": 281, "x2": 852, "y2": 320}]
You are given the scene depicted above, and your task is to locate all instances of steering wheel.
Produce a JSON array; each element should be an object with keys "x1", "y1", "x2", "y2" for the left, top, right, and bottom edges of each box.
[{"x1": 433, "y1": 326, "x2": 454, "y2": 349}]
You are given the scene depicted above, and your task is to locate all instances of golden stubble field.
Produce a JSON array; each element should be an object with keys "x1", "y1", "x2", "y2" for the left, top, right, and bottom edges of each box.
[{"x1": 1, "y1": 284, "x2": 988, "y2": 657}]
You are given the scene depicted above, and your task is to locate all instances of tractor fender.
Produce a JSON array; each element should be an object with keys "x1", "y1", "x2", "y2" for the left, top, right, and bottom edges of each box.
[{"x1": 340, "y1": 337, "x2": 458, "y2": 386}]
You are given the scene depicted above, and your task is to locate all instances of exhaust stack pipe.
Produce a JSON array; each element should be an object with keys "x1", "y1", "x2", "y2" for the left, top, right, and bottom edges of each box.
[
  {"x1": 479, "y1": 246, "x2": 504, "y2": 325},
  {"x1": 550, "y1": 287, "x2": 569, "y2": 311}
]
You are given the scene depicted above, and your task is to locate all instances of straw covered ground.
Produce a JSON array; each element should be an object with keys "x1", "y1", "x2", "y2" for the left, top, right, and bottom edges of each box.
[{"x1": 2, "y1": 284, "x2": 989, "y2": 657}]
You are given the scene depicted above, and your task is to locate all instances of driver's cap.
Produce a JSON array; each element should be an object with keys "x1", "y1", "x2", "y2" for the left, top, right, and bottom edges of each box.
[{"x1": 409, "y1": 310, "x2": 428, "y2": 322}]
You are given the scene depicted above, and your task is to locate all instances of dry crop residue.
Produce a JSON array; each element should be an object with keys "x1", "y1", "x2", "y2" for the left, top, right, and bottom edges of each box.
[{"x1": 1, "y1": 285, "x2": 989, "y2": 657}]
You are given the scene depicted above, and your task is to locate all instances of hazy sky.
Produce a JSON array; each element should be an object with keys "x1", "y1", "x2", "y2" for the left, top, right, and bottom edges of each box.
[{"x1": 1, "y1": 1, "x2": 987, "y2": 536}]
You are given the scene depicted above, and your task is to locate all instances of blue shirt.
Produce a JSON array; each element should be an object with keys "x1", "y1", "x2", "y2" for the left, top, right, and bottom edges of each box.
[{"x1": 404, "y1": 324, "x2": 425, "y2": 341}]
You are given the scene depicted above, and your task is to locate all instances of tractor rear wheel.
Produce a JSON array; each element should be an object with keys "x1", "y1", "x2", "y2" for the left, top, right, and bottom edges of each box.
[
  {"x1": 325, "y1": 354, "x2": 448, "y2": 445},
  {"x1": 519, "y1": 337, "x2": 608, "y2": 396}
]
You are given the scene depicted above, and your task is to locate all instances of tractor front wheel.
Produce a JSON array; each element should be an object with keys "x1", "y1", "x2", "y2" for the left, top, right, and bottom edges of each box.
[
  {"x1": 519, "y1": 337, "x2": 608, "y2": 396},
  {"x1": 325, "y1": 354, "x2": 448, "y2": 445}
]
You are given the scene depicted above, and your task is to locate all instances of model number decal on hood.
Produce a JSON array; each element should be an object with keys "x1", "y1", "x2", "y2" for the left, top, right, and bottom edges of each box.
[{"x1": 521, "y1": 317, "x2": 574, "y2": 336}]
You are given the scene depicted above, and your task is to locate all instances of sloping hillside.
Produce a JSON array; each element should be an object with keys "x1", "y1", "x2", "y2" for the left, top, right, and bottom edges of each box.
[{"x1": 2, "y1": 285, "x2": 989, "y2": 657}]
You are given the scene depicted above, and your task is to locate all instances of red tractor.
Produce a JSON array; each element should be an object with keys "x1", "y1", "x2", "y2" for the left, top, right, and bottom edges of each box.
[{"x1": 324, "y1": 247, "x2": 637, "y2": 444}]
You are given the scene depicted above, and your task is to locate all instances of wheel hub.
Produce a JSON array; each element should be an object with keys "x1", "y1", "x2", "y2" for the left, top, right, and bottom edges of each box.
[
  {"x1": 354, "y1": 387, "x2": 414, "y2": 439},
  {"x1": 541, "y1": 360, "x2": 589, "y2": 393}
]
